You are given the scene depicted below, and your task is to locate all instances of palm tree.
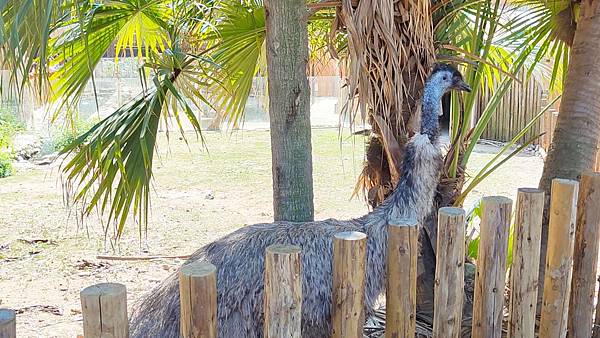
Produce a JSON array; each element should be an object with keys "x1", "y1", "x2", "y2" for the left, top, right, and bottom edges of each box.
[
  {"x1": 264, "y1": 0, "x2": 315, "y2": 222},
  {"x1": 0, "y1": 0, "x2": 558, "y2": 229},
  {"x1": 330, "y1": 0, "x2": 567, "y2": 324},
  {"x1": 536, "y1": 0, "x2": 600, "y2": 307},
  {"x1": 1, "y1": 0, "x2": 263, "y2": 234},
  {"x1": 335, "y1": 0, "x2": 435, "y2": 208}
]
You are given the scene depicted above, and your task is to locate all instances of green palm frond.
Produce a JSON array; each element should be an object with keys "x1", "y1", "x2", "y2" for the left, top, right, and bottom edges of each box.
[
  {"x1": 48, "y1": 0, "x2": 171, "y2": 120},
  {"x1": 433, "y1": 0, "x2": 569, "y2": 181},
  {"x1": 454, "y1": 95, "x2": 560, "y2": 206},
  {"x1": 0, "y1": 0, "x2": 178, "y2": 125},
  {"x1": 0, "y1": 0, "x2": 78, "y2": 98},
  {"x1": 199, "y1": 0, "x2": 266, "y2": 128},
  {"x1": 60, "y1": 46, "x2": 211, "y2": 237}
]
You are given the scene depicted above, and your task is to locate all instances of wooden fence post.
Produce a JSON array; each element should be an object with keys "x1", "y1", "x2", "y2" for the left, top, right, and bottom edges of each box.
[
  {"x1": 0, "y1": 309, "x2": 16, "y2": 338},
  {"x1": 263, "y1": 244, "x2": 302, "y2": 338},
  {"x1": 472, "y1": 196, "x2": 512, "y2": 338},
  {"x1": 179, "y1": 261, "x2": 217, "y2": 338},
  {"x1": 332, "y1": 231, "x2": 367, "y2": 338},
  {"x1": 386, "y1": 220, "x2": 418, "y2": 337},
  {"x1": 433, "y1": 207, "x2": 466, "y2": 338},
  {"x1": 568, "y1": 172, "x2": 600, "y2": 338},
  {"x1": 508, "y1": 188, "x2": 544, "y2": 338},
  {"x1": 80, "y1": 283, "x2": 129, "y2": 338},
  {"x1": 539, "y1": 179, "x2": 578, "y2": 338},
  {"x1": 594, "y1": 280, "x2": 600, "y2": 338}
]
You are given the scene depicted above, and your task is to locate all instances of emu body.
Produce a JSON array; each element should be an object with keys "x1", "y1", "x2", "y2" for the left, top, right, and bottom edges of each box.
[{"x1": 129, "y1": 64, "x2": 469, "y2": 338}]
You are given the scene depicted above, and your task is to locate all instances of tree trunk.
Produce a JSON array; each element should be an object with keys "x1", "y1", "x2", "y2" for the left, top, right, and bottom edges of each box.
[
  {"x1": 537, "y1": 0, "x2": 600, "y2": 305},
  {"x1": 264, "y1": 0, "x2": 314, "y2": 222},
  {"x1": 337, "y1": 0, "x2": 446, "y2": 325}
]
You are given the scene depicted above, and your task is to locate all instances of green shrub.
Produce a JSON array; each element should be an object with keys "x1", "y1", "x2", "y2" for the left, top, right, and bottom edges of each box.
[
  {"x1": 465, "y1": 199, "x2": 515, "y2": 269},
  {"x1": 52, "y1": 129, "x2": 79, "y2": 152},
  {"x1": 0, "y1": 108, "x2": 25, "y2": 150},
  {"x1": 0, "y1": 152, "x2": 13, "y2": 178},
  {"x1": 50, "y1": 116, "x2": 100, "y2": 152},
  {"x1": 0, "y1": 108, "x2": 23, "y2": 178}
]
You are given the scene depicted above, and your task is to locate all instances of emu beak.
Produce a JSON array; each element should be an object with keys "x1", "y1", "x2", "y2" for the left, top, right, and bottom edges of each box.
[{"x1": 454, "y1": 80, "x2": 471, "y2": 92}]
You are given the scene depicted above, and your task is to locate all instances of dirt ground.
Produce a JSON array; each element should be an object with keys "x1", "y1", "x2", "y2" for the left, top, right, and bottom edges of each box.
[{"x1": 0, "y1": 129, "x2": 543, "y2": 337}]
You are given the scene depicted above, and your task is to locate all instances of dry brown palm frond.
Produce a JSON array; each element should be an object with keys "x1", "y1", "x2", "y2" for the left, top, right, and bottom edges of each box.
[
  {"x1": 333, "y1": 0, "x2": 436, "y2": 207},
  {"x1": 351, "y1": 136, "x2": 394, "y2": 206},
  {"x1": 371, "y1": 115, "x2": 404, "y2": 183},
  {"x1": 364, "y1": 310, "x2": 474, "y2": 337}
]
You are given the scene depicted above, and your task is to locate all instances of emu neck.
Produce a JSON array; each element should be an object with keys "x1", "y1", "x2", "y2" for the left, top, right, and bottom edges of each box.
[
  {"x1": 420, "y1": 82, "x2": 446, "y2": 140},
  {"x1": 363, "y1": 134, "x2": 443, "y2": 228},
  {"x1": 360, "y1": 134, "x2": 443, "y2": 307}
]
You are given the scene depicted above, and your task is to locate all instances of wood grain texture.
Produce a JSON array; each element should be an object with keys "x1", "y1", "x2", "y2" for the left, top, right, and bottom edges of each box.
[
  {"x1": 386, "y1": 221, "x2": 418, "y2": 338},
  {"x1": 179, "y1": 261, "x2": 217, "y2": 338},
  {"x1": 568, "y1": 173, "x2": 600, "y2": 338},
  {"x1": 508, "y1": 188, "x2": 544, "y2": 338},
  {"x1": 332, "y1": 231, "x2": 367, "y2": 338},
  {"x1": 0, "y1": 309, "x2": 16, "y2": 338},
  {"x1": 472, "y1": 196, "x2": 512, "y2": 338},
  {"x1": 433, "y1": 207, "x2": 466, "y2": 338},
  {"x1": 80, "y1": 283, "x2": 128, "y2": 338},
  {"x1": 539, "y1": 179, "x2": 578, "y2": 338},
  {"x1": 263, "y1": 244, "x2": 302, "y2": 338}
]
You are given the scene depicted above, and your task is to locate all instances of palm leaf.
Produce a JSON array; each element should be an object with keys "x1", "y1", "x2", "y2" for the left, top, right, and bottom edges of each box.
[
  {"x1": 200, "y1": 0, "x2": 266, "y2": 128},
  {"x1": 48, "y1": 0, "x2": 170, "y2": 121},
  {"x1": 0, "y1": 0, "x2": 77, "y2": 98},
  {"x1": 60, "y1": 47, "x2": 210, "y2": 237},
  {"x1": 453, "y1": 96, "x2": 560, "y2": 206}
]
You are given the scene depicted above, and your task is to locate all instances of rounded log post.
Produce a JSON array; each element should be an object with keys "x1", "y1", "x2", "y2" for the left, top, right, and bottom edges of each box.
[
  {"x1": 472, "y1": 196, "x2": 513, "y2": 338},
  {"x1": 386, "y1": 220, "x2": 418, "y2": 337},
  {"x1": 433, "y1": 207, "x2": 466, "y2": 338},
  {"x1": 179, "y1": 261, "x2": 217, "y2": 338},
  {"x1": 539, "y1": 179, "x2": 579, "y2": 338},
  {"x1": 0, "y1": 309, "x2": 16, "y2": 338},
  {"x1": 332, "y1": 231, "x2": 367, "y2": 338},
  {"x1": 508, "y1": 188, "x2": 545, "y2": 338},
  {"x1": 263, "y1": 244, "x2": 302, "y2": 338},
  {"x1": 568, "y1": 172, "x2": 600, "y2": 338},
  {"x1": 80, "y1": 283, "x2": 129, "y2": 338},
  {"x1": 594, "y1": 280, "x2": 600, "y2": 338}
]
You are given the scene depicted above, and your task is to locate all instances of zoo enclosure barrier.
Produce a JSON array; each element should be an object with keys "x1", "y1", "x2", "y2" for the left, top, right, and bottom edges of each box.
[{"x1": 2, "y1": 172, "x2": 600, "y2": 337}]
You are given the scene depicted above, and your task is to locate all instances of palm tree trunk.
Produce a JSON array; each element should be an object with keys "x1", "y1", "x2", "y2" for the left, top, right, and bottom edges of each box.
[
  {"x1": 338, "y1": 0, "x2": 435, "y2": 204},
  {"x1": 264, "y1": 0, "x2": 315, "y2": 222},
  {"x1": 337, "y1": 0, "x2": 453, "y2": 321},
  {"x1": 537, "y1": 0, "x2": 600, "y2": 305}
]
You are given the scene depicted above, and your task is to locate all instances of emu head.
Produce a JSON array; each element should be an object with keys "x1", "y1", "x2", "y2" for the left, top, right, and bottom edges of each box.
[
  {"x1": 427, "y1": 63, "x2": 471, "y2": 96},
  {"x1": 420, "y1": 63, "x2": 471, "y2": 139}
]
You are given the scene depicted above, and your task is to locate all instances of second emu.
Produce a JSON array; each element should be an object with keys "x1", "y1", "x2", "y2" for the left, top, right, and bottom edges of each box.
[{"x1": 130, "y1": 63, "x2": 471, "y2": 337}]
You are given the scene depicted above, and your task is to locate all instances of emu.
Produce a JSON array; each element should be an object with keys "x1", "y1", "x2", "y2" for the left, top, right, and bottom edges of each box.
[{"x1": 130, "y1": 63, "x2": 471, "y2": 338}]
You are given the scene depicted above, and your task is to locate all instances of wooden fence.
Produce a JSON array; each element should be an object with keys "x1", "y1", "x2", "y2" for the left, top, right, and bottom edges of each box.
[
  {"x1": 539, "y1": 101, "x2": 559, "y2": 152},
  {"x1": 477, "y1": 76, "x2": 600, "y2": 172},
  {"x1": 475, "y1": 70, "x2": 545, "y2": 145},
  {"x1": 536, "y1": 97, "x2": 600, "y2": 171},
  {"x1": 2, "y1": 173, "x2": 600, "y2": 337}
]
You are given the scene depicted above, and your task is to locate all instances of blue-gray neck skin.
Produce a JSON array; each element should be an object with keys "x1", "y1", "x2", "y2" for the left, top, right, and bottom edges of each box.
[{"x1": 420, "y1": 79, "x2": 446, "y2": 141}]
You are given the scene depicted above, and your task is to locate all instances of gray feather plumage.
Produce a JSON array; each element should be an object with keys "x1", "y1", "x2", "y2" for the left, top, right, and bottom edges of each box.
[{"x1": 129, "y1": 64, "x2": 461, "y2": 338}]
